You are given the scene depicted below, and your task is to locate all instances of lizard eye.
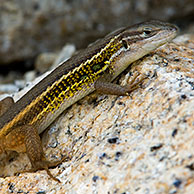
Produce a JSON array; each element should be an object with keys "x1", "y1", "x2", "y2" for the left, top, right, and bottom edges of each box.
[
  {"x1": 122, "y1": 39, "x2": 128, "y2": 49},
  {"x1": 143, "y1": 27, "x2": 152, "y2": 36}
]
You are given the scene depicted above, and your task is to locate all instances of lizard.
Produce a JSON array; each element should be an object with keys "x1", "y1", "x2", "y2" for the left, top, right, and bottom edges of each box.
[{"x1": 0, "y1": 20, "x2": 178, "y2": 182}]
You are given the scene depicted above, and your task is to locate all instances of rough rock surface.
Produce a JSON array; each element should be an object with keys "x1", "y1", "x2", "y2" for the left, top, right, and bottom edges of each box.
[
  {"x1": 0, "y1": 0, "x2": 194, "y2": 65},
  {"x1": 0, "y1": 35, "x2": 194, "y2": 193}
]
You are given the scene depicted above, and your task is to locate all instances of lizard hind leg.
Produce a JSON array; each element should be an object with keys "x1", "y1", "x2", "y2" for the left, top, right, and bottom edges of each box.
[{"x1": 21, "y1": 124, "x2": 65, "y2": 182}]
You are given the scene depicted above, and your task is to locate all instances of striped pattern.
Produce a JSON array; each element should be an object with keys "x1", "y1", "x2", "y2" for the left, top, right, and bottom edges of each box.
[{"x1": 32, "y1": 38, "x2": 122, "y2": 123}]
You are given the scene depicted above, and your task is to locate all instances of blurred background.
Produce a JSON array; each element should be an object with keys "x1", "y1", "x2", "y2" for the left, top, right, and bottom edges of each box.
[{"x1": 0, "y1": 0, "x2": 194, "y2": 84}]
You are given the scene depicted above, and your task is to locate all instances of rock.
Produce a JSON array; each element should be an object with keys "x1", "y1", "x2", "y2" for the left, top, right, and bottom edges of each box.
[
  {"x1": 0, "y1": 0, "x2": 194, "y2": 65},
  {"x1": 0, "y1": 34, "x2": 193, "y2": 193},
  {"x1": 35, "y1": 44, "x2": 75, "y2": 73},
  {"x1": 35, "y1": 52, "x2": 57, "y2": 73},
  {"x1": 0, "y1": 84, "x2": 18, "y2": 95},
  {"x1": 52, "y1": 44, "x2": 75, "y2": 69},
  {"x1": 24, "y1": 70, "x2": 36, "y2": 82}
]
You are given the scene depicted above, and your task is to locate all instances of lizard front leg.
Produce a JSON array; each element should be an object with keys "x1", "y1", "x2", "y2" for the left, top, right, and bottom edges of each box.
[
  {"x1": 94, "y1": 73, "x2": 147, "y2": 96},
  {"x1": 0, "y1": 96, "x2": 15, "y2": 157},
  {"x1": 0, "y1": 97, "x2": 14, "y2": 117}
]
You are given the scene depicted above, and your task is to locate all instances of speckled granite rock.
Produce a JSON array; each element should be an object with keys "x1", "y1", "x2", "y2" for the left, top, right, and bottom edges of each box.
[
  {"x1": 0, "y1": 0, "x2": 194, "y2": 65},
  {"x1": 0, "y1": 35, "x2": 194, "y2": 194}
]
